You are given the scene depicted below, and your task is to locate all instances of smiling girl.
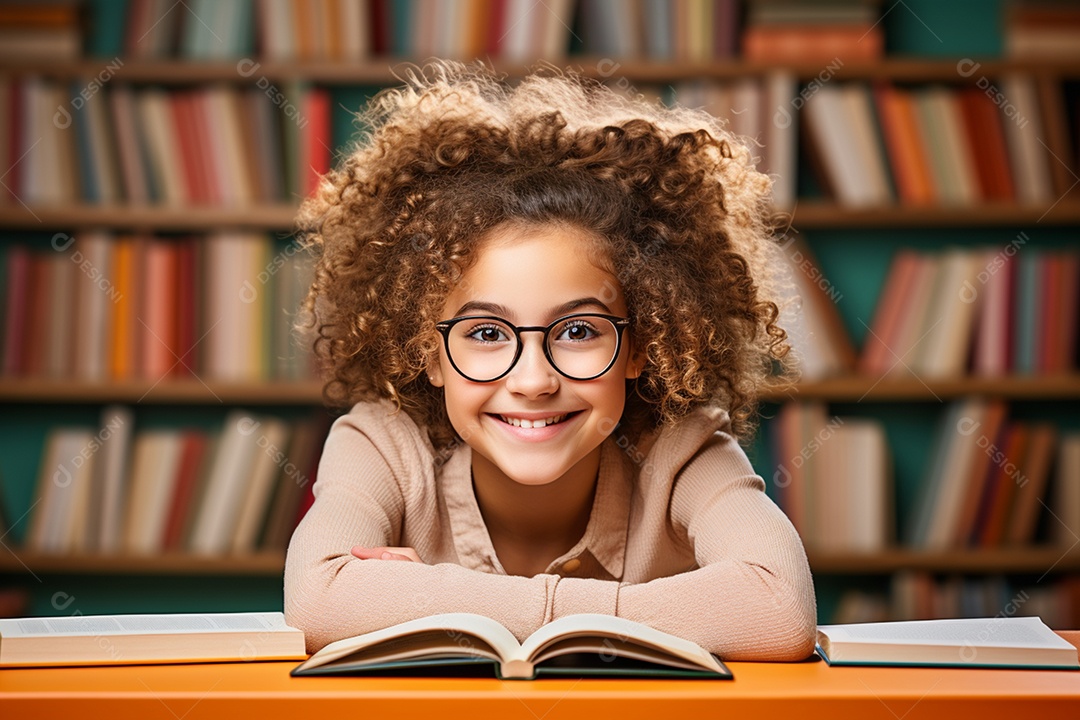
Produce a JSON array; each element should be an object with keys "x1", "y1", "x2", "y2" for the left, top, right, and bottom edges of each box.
[{"x1": 284, "y1": 60, "x2": 816, "y2": 660}]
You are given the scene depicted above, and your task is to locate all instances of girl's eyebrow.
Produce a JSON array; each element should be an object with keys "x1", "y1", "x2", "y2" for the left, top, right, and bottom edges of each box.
[{"x1": 452, "y1": 297, "x2": 614, "y2": 319}]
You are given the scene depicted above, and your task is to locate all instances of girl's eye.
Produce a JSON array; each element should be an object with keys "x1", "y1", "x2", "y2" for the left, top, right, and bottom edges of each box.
[
  {"x1": 465, "y1": 324, "x2": 510, "y2": 343},
  {"x1": 557, "y1": 321, "x2": 599, "y2": 342}
]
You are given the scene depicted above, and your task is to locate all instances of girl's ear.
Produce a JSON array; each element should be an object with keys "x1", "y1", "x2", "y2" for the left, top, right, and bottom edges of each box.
[
  {"x1": 625, "y1": 342, "x2": 644, "y2": 379},
  {"x1": 427, "y1": 362, "x2": 445, "y2": 388}
]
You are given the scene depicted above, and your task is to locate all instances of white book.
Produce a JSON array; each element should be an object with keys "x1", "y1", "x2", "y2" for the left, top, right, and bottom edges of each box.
[
  {"x1": 123, "y1": 430, "x2": 185, "y2": 554},
  {"x1": 96, "y1": 404, "x2": 135, "y2": 553},
  {"x1": 0, "y1": 612, "x2": 305, "y2": 667},
  {"x1": 842, "y1": 84, "x2": 892, "y2": 206},
  {"x1": 73, "y1": 232, "x2": 115, "y2": 381},
  {"x1": 188, "y1": 411, "x2": 261, "y2": 554},
  {"x1": 27, "y1": 429, "x2": 94, "y2": 554},
  {"x1": 338, "y1": 0, "x2": 369, "y2": 60},
  {"x1": 817, "y1": 616, "x2": 1080, "y2": 669},
  {"x1": 291, "y1": 612, "x2": 731, "y2": 680},
  {"x1": 230, "y1": 417, "x2": 291, "y2": 553},
  {"x1": 763, "y1": 71, "x2": 798, "y2": 209},
  {"x1": 1000, "y1": 74, "x2": 1052, "y2": 204},
  {"x1": 919, "y1": 248, "x2": 982, "y2": 378},
  {"x1": 804, "y1": 86, "x2": 878, "y2": 207}
]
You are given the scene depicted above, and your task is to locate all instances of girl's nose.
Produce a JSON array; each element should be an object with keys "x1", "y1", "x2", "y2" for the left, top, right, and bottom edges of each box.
[{"x1": 504, "y1": 335, "x2": 558, "y2": 397}]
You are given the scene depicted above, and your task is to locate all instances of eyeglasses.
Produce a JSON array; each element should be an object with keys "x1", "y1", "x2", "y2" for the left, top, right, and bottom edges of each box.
[{"x1": 434, "y1": 313, "x2": 631, "y2": 382}]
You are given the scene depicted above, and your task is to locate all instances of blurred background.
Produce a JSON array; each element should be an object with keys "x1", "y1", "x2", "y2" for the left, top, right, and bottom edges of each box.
[{"x1": 0, "y1": 0, "x2": 1078, "y2": 627}]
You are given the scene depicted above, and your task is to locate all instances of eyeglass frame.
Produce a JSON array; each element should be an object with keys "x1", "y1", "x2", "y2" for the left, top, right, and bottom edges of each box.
[{"x1": 434, "y1": 312, "x2": 632, "y2": 382}]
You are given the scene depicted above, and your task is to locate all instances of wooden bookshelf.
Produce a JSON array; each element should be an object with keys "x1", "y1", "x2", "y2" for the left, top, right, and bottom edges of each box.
[
  {"x1": 808, "y1": 548, "x2": 1080, "y2": 574},
  {"x1": 0, "y1": 379, "x2": 325, "y2": 404},
  {"x1": 0, "y1": 205, "x2": 299, "y2": 231},
  {"x1": 3, "y1": 57, "x2": 1080, "y2": 84},
  {"x1": 0, "y1": 551, "x2": 285, "y2": 575},
  {"x1": 5, "y1": 201, "x2": 1080, "y2": 231},
  {"x1": 757, "y1": 374, "x2": 1080, "y2": 402},
  {"x1": 2, "y1": 375, "x2": 1078, "y2": 404}
]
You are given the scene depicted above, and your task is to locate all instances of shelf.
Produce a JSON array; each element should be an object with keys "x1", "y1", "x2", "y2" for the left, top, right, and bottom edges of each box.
[
  {"x1": 5, "y1": 201, "x2": 1080, "y2": 231},
  {"x1": 0, "y1": 379, "x2": 325, "y2": 404},
  {"x1": 809, "y1": 548, "x2": 1080, "y2": 574},
  {"x1": 0, "y1": 551, "x2": 285, "y2": 575},
  {"x1": 3, "y1": 56, "x2": 1080, "y2": 84},
  {"x1": 2, "y1": 375, "x2": 1077, "y2": 404},
  {"x1": 0, "y1": 204, "x2": 299, "y2": 230},
  {"x1": 758, "y1": 374, "x2": 1080, "y2": 402}
]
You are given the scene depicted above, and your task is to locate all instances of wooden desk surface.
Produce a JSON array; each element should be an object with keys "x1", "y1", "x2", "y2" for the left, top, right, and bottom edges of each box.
[{"x1": 3, "y1": 633, "x2": 1080, "y2": 720}]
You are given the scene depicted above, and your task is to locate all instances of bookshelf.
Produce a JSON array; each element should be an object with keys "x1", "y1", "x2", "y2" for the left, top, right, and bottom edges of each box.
[{"x1": 1, "y1": 0, "x2": 1078, "y2": 622}]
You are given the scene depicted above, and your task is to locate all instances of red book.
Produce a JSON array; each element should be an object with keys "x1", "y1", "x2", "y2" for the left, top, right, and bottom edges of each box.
[
  {"x1": 141, "y1": 238, "x2": 179, "y2": 380},
  {"x1": 302, "y1": 88, "x2": 331, "y2": 198},
  {"x1": 874, "y1": 84, "x2": 935, "y2": 205},
  {"x1": 162, "y1": 430, "x2": 209, "y2": 551},
  {"x1": 953, "y1": 401, "x2": 1008, "y2": 546},
  {"x1": 24, "y1": 252, "x2": 51, "y2": 376},
  {"x1": 174, "y1": 236, "x2": 197, "y2": 377},
  {"x1": 171, "y1": 92, "x2": 204, "y2": 205},
  {"x1": 858, "y1": 250, "x2": 921, "y2": 376},
  {"x1": 190, "y1": 91, "x2": 222, "y2": 205},
  {"x1": 485, "y1": 0, "x2": 507, "y2": 56},
  {"x1": 957, "y1": 87, "x2": 1015, "y2": 202},
  {"x1": 742, "y1": 25, "x2": 883, "y2": 63},
  {"x1": 978, "y1": 424, "x2": 1029, "y2": 547},
  {"x1": 1, "y1": 246, "x2": 31, "y2": 375},
  {"x1": 370, "y1": 0, "x2": 389, "y2": 55}
]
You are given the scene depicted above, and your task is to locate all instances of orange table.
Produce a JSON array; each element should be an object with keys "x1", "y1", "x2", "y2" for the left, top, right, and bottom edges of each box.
[{"x1": 3, "y1": 635, "x2": 1080, "y2": 720}]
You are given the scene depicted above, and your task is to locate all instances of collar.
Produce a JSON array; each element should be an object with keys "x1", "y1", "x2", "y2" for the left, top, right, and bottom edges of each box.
[{"x1": 440, "y1": 436, "x2": 633, "y2": 580}]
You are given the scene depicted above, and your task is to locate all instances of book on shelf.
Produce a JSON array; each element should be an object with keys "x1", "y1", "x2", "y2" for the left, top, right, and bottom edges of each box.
[
  {"x1": 1005, "y1": 1, "x2": 1080, "y2": 59},
  {"x1": 0, "y1": 611, "x2": 305, "y2": 668},
  {"x1": 290, "y1": 612, "x2": 732, "y2": 680},
  {"x1": 860, "y1": 246, "x2": 1079, "y2": 380},
  {"x1": 742, "y1": 0, "x2": 884, "y2": 62},
  {"x1": 771, "y1": 402, "x2": 891, "y2": 553},
  {"x1": 19, "y1": 406, "x2": 330, "y2": 558},
  {"x1": 798, "y1": 75, "x2": 1071, "y2": 209},
  {"x1": 0, "y1": 233, "x2": 317, "y2": 384},
  {"x1": 834, "y1": 574, "x2": 1080, "y2": 627},
  {"x1": 1, "y1": 79, "x2": 328, "y2": 209},
  {"x1": 0, "y1": 2, "x2": 82, "y2": 61},
  {"x1": 816, "y1": 616, "x2": 1080, "y2": 669}
]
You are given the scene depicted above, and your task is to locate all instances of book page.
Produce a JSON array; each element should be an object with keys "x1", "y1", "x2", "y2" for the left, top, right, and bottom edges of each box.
[
  {"x1": 296, "y1": 613, "x2": 521, "y2": 671},
  {"x1": 0, "y1": 612, "x2": 292, "y2": 637},
  {"x1": 519, "y1": 613, "x2": 724, "y2": 672},
  {"x1": 819, "y1": 616, "x2": 1073, "y2": 649}
]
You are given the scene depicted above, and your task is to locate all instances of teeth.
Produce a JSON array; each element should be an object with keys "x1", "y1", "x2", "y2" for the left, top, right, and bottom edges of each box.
[{"x1": 498, "y1": 413, "x2": 569, "y2": 428}]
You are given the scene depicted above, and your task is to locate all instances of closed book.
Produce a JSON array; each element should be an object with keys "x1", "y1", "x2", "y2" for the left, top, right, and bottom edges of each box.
[
  {"x1": 230, "y1": 417, "x2": 291, "y2": 554},
  {"x1": 817, "y1": 617, "x2": 1079, "y2": 669},
  {"x1": 978, "y1": 423, "x2": 1029, "y2": 547},
  {"x1": 0, "y1": 612, "x2": 305, "y2": 667},
  {"x1": 1005, "y1": 423, "x2": 1057, "y2": 545},
  {"x1": 188, "y1": 411, "x2": 261, "y2": 555},
  {"x1": 161, "y1": 430, "x2": 210, "y2": 551},
  {"x1": 859, "y1": 249, "x2": 920, "y2": 376},
  {"x1": 291, "y1": 612, "x2": 731, "y2": 680},
  {"x1": 123, "y1": 430, "x2": 185, "y2": 555},
  {"x1": 957, "y1": 87, "x2": 1015, "y2": 202},
  {"x1": 742, "y1": 24, "x2": 882, "y2": 62},
  {"x1": 873, "y1": 84, "x2": 934, "y2": 205}
]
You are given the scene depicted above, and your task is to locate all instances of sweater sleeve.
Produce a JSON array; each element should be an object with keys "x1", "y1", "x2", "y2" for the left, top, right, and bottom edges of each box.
[
  {"x1": 282, "y1": 403, "x2": 619, "y2": 653},
  {"x1": 615, "y1": 427, "x2": 819, "y2": 661}
]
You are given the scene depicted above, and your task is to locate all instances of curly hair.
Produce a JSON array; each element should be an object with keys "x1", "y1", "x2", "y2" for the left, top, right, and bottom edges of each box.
[{"x1": 296, "y1": 59, "x2": 794, "y2": 449}]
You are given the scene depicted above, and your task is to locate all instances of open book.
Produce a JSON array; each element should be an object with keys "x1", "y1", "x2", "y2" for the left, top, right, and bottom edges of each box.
[
  {"x1": 291, "y1": 612, "x2": 732, "y2": 680},
  {"x1": 816, "y1": 616, "x2": 1080, "y2": 669},
  {"x1": 0, "y1": 612, "x2": 306, "y2": 667}
]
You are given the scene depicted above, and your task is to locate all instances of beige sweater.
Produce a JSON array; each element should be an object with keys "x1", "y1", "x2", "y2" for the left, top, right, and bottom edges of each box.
[{"x1": 284, "y1": 398, "x2": 817, "y2": 660}]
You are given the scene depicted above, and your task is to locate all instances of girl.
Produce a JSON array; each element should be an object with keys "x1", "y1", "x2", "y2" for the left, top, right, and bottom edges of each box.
[{"x1": 284, "y1": 60, "x2": 816, "y2": 661}]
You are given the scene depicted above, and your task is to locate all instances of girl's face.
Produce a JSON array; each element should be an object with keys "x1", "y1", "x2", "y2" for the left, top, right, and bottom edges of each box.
[{"x1": 428, "y1": 223, "x2": 641, "y2": 487}]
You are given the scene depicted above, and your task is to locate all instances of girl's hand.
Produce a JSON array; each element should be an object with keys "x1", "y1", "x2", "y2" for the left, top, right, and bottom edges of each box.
[{"x1": 351, "y1": 545, "x2": 424, "y2": 563}]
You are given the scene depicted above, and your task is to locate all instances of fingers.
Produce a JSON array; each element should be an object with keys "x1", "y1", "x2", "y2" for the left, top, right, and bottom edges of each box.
[{"x1": 350, "y1": 545, "x2": 424, "y2": 563}]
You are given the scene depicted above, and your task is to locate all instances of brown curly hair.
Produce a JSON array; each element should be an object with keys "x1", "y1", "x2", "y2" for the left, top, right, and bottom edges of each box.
[{"x1": 296, "y1": 59, "x2": 794, "y2": 449}]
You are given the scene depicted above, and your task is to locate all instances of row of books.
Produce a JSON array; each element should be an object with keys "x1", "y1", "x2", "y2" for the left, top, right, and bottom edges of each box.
[
  {"x1": 803, "y1": 76, "x2": 1075, "y2": 208},
  {"x1": 771, "y1": 402, "x2": 890, "y2": 553},
  {"x1": 20, "y1": 0, "x2": 883, "y2": 63},
  {"x1": 23, "y1": 406, "x2": 331, "y2": 556},
  {"x1": 908, "y1": 398, "x2": 1080, "y2": 551},
  {"x1": 0, "y1": 77, "x2": 330, "y2": 207},
  {"x1": 0, "y1": 2, "x2": 81, "y2": 61},
  {"x1": 861, "y1": 247, "x2": 1079, "y2": 379},
  {"x1": 832, "y1": 573, "x2": 1080, "y2": 628},
  {"x1": 771, "y1": 400, "x2": 1080, "y2": 553},
  {"x1": 0, "y1": 233, "x2": 317, "y2": 383},
  {"x1": 1005, "y1": 1, "x2": 1080, "y2": 59}
]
